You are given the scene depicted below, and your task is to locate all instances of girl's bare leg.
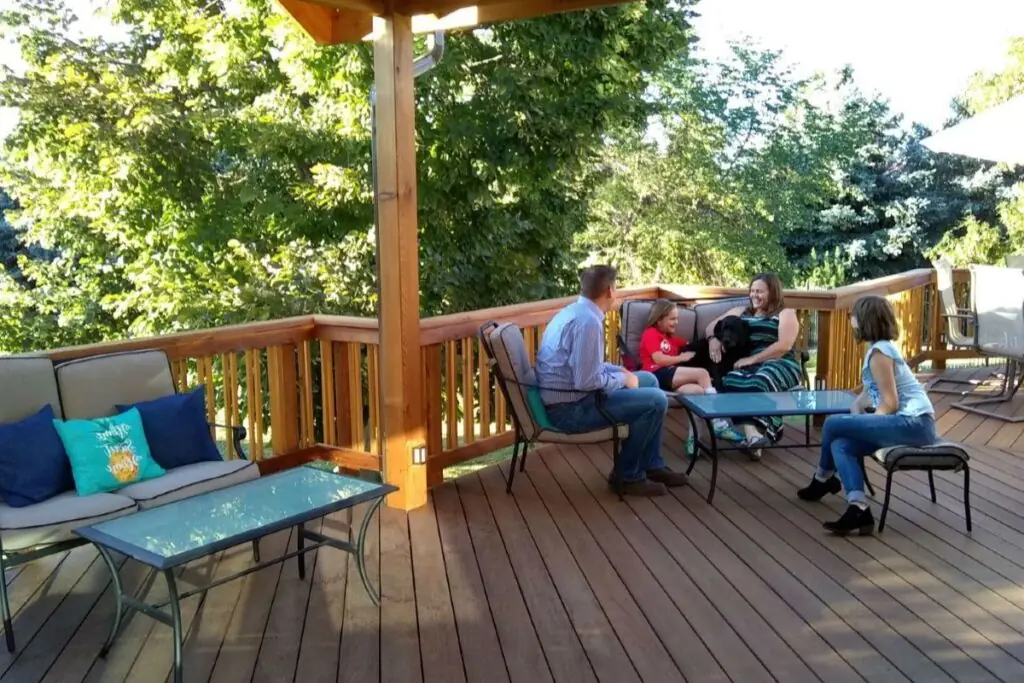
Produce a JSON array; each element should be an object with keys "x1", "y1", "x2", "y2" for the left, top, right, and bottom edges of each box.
[{"x1": 672, "y1": 367, "x2": 712, "y2": 391}]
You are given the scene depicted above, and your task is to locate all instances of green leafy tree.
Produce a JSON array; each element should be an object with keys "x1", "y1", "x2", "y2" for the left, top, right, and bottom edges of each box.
[
  {"x1": 787, "y1": 120, "x2": 1017, "y2": 287},
  {"x1": 0, "y1": 0, "x2": 696, "y2": 352},
  {"x1": 581, "y1": 44, "x2": 882, "y2": 287},
  {"x1": 926, "y1": 36, "x2": 1024, "y2": 266},
  {"x1": 0, "y1": 187, "x2": 15, "y2": 277}
]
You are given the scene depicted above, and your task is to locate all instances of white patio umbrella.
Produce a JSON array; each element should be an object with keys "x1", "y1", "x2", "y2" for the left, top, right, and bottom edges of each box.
[{"x1": 921, "y1": 93, "x2": 1024, "y2": 165}]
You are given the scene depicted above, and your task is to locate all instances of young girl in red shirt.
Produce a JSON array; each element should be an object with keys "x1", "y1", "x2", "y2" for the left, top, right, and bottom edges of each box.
[
  {"x1": 639, "y1": 300, "x2": 744, "y2": 450},
  {"x1": 639, "y1": 301, "x2": 713, "y2": 394}
]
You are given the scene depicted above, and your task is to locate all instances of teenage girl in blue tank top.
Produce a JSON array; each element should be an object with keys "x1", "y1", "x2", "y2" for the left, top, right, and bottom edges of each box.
[{"x1": 797, "y1": 295, "x2": 938, "y2": 535}]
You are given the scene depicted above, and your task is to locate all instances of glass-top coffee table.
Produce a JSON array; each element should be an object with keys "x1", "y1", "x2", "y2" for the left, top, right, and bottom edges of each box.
[
  {"x1": 677, "y1": 390, "x2": 857, "y2": 504},
  {"x1": 74, "y1": 464, "x2": 395, "y2": 683}
]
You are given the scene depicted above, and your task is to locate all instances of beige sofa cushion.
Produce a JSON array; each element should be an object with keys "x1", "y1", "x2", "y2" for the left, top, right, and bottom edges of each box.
[
  {"x1": 117, "y1": 459, "x2": 259, "y2": 510},
  {"x1": 56, "y1": 350, "x2": 176, "y2": 420},
  {"x1": 0, "y1": 491, "x2": 136, "y2": 551},
  {"x1": 0, "y1": 356, "x2": 62, "y2": 423}
]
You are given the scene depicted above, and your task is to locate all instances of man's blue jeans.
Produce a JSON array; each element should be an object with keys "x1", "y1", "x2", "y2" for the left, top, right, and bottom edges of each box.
[
  {"x1": 816, "y1": 413, "x2": 938, "y2": 504},
  {"x1": 545, "y1": 372, "x2": 668, "y2": 482}
]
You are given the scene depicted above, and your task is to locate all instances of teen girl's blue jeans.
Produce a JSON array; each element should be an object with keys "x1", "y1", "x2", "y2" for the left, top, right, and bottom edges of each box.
[{"x1": 815, "y1": 412, "x2": 938, "y2": 505}]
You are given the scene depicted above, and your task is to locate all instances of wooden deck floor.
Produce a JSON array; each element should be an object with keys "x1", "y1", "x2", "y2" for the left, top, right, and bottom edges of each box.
[{"x1": 7, "y1": 366, "x2": 1024, "y2": 683}]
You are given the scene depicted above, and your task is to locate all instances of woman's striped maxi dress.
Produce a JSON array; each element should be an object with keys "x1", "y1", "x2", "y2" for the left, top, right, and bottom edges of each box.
[{"x1": 720, "y1": 313, "x2": 803, "y2": 443}]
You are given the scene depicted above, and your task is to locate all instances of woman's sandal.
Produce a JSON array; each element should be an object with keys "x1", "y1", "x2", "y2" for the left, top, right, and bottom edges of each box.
[{"x1": 740, "y1": 435, "x2": 771, "y2": 461}]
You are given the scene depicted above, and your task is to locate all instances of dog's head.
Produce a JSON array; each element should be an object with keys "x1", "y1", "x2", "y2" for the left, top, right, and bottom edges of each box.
[{"x1": 714, "y1": 315, "x2": 749, "y2": 352}]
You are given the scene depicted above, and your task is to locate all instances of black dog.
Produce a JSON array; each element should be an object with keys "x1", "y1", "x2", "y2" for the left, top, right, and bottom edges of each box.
[{"x1": 675, "y1": 316, "x2": 751, "y2": 390}]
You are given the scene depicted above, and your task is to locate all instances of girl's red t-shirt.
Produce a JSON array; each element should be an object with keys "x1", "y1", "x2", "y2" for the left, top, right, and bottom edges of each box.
[{"x1": 639, "y1": 327, "x2": 686, "y2": 372}]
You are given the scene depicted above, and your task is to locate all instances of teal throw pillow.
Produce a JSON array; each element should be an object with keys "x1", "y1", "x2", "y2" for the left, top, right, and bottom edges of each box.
[
  {"x1": 525, "y1": 387, "x2": 555, "y2": 431},
  {"x1": 52, "y1": 408, "x2": 166, "y2": 496}
]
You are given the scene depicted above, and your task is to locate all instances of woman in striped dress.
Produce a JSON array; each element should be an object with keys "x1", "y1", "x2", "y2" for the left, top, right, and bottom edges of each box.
[{"x1": 705, "y1": 273, "x2": 803, "y2": 460}]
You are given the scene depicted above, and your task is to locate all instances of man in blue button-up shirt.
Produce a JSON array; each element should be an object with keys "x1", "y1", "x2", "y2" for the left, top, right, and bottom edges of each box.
[{"x1": 536, "y1": 265, "x2": 687, "y2": 496}]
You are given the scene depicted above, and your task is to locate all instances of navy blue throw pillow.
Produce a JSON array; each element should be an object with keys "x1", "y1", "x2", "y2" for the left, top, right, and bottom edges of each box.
[
  {"x1": 117, "y1": 385, "x2": 223, "y2": 470},
  {"x1": 0, "y1": 404, "x2": 74, "y2": 507}
]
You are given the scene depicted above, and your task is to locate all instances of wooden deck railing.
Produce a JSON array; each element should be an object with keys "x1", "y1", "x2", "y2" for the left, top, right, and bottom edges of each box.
[{"x1": 21, "y1": 269, "x2": 978, "y2": 491}]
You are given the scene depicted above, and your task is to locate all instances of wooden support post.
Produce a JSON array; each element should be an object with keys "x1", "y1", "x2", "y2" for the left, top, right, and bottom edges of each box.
[{"x1": 374, "y1": 14, "x2": 427, "y2": 511}]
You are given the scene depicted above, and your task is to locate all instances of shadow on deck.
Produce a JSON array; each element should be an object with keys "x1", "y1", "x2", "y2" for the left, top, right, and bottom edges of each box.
[{"x1": 6, "y1": 366, "x2": 1024, "y2": 683}]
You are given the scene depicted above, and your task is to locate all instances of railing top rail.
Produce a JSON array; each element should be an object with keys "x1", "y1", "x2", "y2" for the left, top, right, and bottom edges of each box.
[
  {"x1": 656, "y1": 283, "x2": 836, "y2": 310},
  {"x1": 11, "y1": 267, "x2": 957, "y2": 360},
  {"x1": 418, "y1": 285, "x2": 661, "y2": 345},
  {"x1": 831, "y1": 268, "x2": 935, "y2": 309},
  {"x1": 30, "y1": 315, "x2": 318, "y2": 362}
]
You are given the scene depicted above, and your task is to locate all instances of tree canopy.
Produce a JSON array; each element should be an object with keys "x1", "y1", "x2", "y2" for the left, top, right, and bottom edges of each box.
[
  {"x1": 0, "y1": 0, "x2": 694, "y2": 351},
  {"x1": 0, "y1": 0, "x2": 1021, "y2": 355}
]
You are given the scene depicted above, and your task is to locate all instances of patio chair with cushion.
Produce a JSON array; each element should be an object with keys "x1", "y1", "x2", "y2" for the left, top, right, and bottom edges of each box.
[
  {"x1": 950, "y1": 265, "x2": 1024, "y2": 422},
  {"x1": 479, "y1": 321, "x2": 629, "y2": 494},
  {"x1": 927, "y1": 257, "x2": 1006, "y2": 395}
]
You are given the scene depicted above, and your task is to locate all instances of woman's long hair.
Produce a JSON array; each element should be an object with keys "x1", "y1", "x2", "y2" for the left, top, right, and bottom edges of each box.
[{"x1": 744, "y1": 273, "x2": 786, "y2": 317}]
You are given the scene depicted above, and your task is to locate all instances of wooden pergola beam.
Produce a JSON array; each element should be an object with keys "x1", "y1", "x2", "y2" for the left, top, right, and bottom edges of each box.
[
  {"x1": 409, "y1": 0, "x2": 629, "y2": 30},
  {"x1": 280, "y1": 0, "x2": 635, "y2": 43},
  {"x1": 277, "y1": 0, "x2": 374, "y2": 44},
  {"x1": 299, "y1": 0, "x2": 387, "y2": 16}
]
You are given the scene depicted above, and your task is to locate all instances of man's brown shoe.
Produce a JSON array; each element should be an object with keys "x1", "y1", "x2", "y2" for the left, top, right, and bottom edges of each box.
[
  {"x1": 609, "y1": 477, "x2": 667, "y2": 497},
  {"x1": 646, "y1": 467, "x2": 688, "y2": 488}
]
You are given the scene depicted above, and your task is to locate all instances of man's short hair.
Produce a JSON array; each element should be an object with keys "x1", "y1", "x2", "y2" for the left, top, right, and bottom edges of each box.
[{"x1": 580, "y1": 265, "x2": 617, "y2": 300}]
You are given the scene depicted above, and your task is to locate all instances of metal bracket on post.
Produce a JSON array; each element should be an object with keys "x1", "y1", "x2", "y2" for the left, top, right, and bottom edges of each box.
[{"x1": 370, "y1": 30, "x2": 446, "y2": 244}]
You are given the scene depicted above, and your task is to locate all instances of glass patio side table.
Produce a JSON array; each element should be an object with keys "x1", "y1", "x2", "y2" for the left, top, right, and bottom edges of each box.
[
  {"x1": 74, "y1": 464, "x2": 395, "y2": 683},
  {"x1": 678, "y1": 390, "x2": 857, "y2": 504}
]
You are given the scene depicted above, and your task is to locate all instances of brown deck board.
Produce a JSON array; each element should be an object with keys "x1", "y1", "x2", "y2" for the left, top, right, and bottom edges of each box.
[
  {"x1": 407, "y1": 495, "x2": 464, "y2": 683},
  {"x1": 739, "y1": 450, "x2": 1021, "y2": 681},
  {"x1": 294, "y1": 511, "x2": 350, "y2": 683},
  {"x1": 208, "y1": 529, "x2": 293, "y2": 683},
  {"x1": 456, "y1": 473, "x2": 552, "y2": 683},
  {"x1": 379, "y1": 505, "x2": 423, "y2": 683},
  {"x1": 0, "y1": 551, "x2": 116, "y2": 683},
  {"x1": 522, "y1": 456, "x2": 684, "y2": 683},
  {"x1": 252, "y1": 519, "x2": 324, "y2": 683},
  {"x1": 40, "y1": 559, "x2": 152, "y2": 683},
  {"x1": 536, "y1": 449, "x2": 714, "y2": 682},
  {"x1": 564, "y1": 443, "x2": 773, "y2": 683},
  {"x1": 12, "y1": 369, "x2": 1024, "y2": 682},
  {"x1": 175, "y1": 545, "x2": 254, "y2": 683},
  {"x1": 571, "y1": 445, "x2": 818, "y2": 683},
  {"x1": 338, "y1": 502, "x2": 380, "y2": 683},
  {"x1": 475, "y1": 466, "x2": 596, "y2": 683},
  {"x1": 431, "y1": 484, "x2": 507, "y2": 683}
]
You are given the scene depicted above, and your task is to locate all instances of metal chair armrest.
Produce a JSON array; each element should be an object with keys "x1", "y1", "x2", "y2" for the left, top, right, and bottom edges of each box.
[{"x1": 208, "y1": 422, "x2": 248, "y2": 460}]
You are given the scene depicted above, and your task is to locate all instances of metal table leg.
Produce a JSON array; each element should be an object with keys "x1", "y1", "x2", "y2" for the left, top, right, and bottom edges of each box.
[
  {"x1": 0, "y1": 537, "x2": 14, "y2": 653},
  {"x1": 684, "y1": 409, "x2": 701, "y2": 473},
  {"x1": 704, "y1": 418, "x2": 720, "y2": 505},
  {"x1": 96, "y1": 545, "x2": 124, "y2": 658},
  {"x1": 356, "y1": 497, "x2": 385, "y2": 606},
  {"x1": 164, "y1": 570, "x2": 184, "y2": 683},
  {"x1": 683, "y1": 411, "x2": 720, "y2": 504}
]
